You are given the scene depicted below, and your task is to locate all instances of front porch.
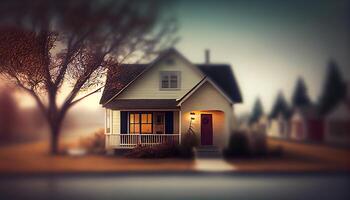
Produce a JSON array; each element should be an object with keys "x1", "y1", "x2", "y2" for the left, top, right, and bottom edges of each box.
[{"x1": 105, "y1": 110, "x2": 181, "y2": 149}]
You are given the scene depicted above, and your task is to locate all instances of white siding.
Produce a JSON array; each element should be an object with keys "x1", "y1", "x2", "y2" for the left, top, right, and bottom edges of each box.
[{"x1": 117, "y1": 52, "x2": 204, "y2": 100}]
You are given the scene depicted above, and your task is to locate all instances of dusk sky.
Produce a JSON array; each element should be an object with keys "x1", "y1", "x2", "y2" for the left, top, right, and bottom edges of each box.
[
  {"x1": 173, "y1": 0, "x2": 350, "y2": 114},
  {"x1": 17, "y1": 0, "x2": 350, "y2": 117}
]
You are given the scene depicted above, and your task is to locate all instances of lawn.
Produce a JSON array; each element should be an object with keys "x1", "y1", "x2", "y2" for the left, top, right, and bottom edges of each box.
[
  {"x1": 0, "y1": 141, "x2": 195, "y2": 174},
  {"x1": 1, "y1": 139, "x2": 349, "y2": 174},
  {"x1": 225, "y1": 138, "x2": 350, "y2": 172}
]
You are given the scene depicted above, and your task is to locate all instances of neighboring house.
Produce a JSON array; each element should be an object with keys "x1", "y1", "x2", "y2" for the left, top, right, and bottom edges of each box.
[
  {"x1": 325, "y1": 100, "x2": 350, "y2": 147},
  {"x1": 290, "y1": 106, "x2": 324, "y2": 142},
  {"x1": 99, "y1": 48, "x2": 242, "y2": 150},
  {"x1": 267, "y1": 113, "x2": 290, "y2": 138},
  {"x1": 257, "y1": 114, "x2": 269, "y2": 133},
  {"x1": 250, "y1": 114, "x2": 268, "y2": 133}
]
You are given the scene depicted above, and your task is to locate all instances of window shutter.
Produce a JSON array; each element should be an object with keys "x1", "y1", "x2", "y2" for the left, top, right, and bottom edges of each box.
[
  {"x1": 121, "y1": 111, "x2": 128, "y2": 134},
  {"x1": 165, "y1": 111, "x2": 174, "y2": 134}
]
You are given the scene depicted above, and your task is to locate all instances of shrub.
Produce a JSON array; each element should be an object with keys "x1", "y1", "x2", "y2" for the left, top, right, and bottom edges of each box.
[
  {"x1": 249, "y1": 130, "x2": 267, "y2": 156},
  {"x1": 179, "y1": 132, "x2": 198, "y2": 158},
  {"x1": 126, "y1": 143, "x2": 181, "y2": 158},
  {"x1": 223, "y1": 130, "x2": 250, "y2": 158},
  {"x1": 224, "y1": 130, "x2": 283, "y2": 159},
  {"x1": 126, "y1": 133, "x2": 198, "y2": 159},
  {"x1": 79, "y1": 129, "x2": 105, "y2": 154}
]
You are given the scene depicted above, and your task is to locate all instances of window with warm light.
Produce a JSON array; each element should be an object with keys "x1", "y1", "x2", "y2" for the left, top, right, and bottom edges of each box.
[
  {"x1": 129, "y1": 112, "x2": 153, "y2": 134},
  {"x1": 141, "y1": 113, "x2": 153, "y2": 134}
]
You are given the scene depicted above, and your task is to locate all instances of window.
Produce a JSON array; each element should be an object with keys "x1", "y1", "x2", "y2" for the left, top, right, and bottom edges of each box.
[
  {"x1": 141, "y1": 113, "x2": 153, "y2": 134},
  {"x1": 160, "y1": 71, "x2": 181, "y2": 90},
  {"x1": 129, "y1": 112, "x2": 153, "y2": 134},
  {"x1": 129, "y1": 113, "x2": 140, "y2": 134},
  {"x1": 106, "y1": 109, "x2": 111, "y2": 133}
]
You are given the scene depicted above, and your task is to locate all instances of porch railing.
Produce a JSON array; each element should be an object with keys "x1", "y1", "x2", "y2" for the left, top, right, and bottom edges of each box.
[{"x1": 105, "y1": 134, "x2": 180, "y2": 149}]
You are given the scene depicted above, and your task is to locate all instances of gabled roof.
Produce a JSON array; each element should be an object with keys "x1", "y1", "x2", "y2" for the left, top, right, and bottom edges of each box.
[
  {"x1": 99, "y1": 64, "x2": 148, "y2": 104},
  {"x1": 197, "y1": 64, "x2": 242, "y2": 103},
  {"x1": 100, "y1": 48, "x2": 243, "y2": 105}
]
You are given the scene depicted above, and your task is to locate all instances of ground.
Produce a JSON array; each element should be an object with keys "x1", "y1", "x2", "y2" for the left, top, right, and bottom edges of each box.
[{"x1": 0, "y1": 138, "x2": 349, "y2": 174}]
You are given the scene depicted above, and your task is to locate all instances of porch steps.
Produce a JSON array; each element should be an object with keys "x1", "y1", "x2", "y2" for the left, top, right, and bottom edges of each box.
[{"x1": 194, "y1": 146, "x2": 222, "y2": 158}]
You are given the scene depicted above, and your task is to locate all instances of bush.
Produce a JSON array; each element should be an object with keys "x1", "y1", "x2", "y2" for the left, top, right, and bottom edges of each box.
[
  {"x1": 126, "y1": 143, "x2": 181, "y2": 158},
  {"x1": 223, "y1": 131, "x2": 250, "y2": 158},
  {"x1": 224, "y1": 130, "x2": 283, "y2": 159},
  {"x1": 126, "y1": 133, "x2": 198, "y2": 159},
  {"x1": 249, "y1": 130, "x2": 267, "y2": 156},
  {"x1": 79, "y1": 129, "x2": 105, "y2": 154}
]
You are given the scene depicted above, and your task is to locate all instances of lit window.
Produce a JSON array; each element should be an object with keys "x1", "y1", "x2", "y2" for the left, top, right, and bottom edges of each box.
[
  {"x1": 160, "y1": 71, "x2": 180, "y2": 90},
  {"x1": 129, "y1": 112, "x2": 153, "y2": 134}
]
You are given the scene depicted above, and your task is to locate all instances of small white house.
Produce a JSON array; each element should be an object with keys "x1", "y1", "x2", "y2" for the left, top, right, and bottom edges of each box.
[
  {"x1": 100, "y1": 48, "x2": 242, "y2": 150},
  {"x1": 250, "y1": 114, "x2": 269, "y2": 133},
  {"x1": 290, "y1": 106, "x2": 324, "y2": 142},
  {"x1": 267, "y1": 113, "x2": 290, "y2": 139},
  {"x1": 325, "y1": 101, "x2": 350, "y2": 147}
]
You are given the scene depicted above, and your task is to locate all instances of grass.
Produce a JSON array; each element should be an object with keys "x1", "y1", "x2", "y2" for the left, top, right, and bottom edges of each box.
[{"x1": 0, "y1": 141, "x2": 195, "y2": 174}]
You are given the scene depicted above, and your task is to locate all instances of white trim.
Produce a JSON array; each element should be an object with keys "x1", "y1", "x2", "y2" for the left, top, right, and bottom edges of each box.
[
  {"x1": 179, "y1": 110, "x2": 182, "y2": 144},
  {"x1": 177, "y1": 77, "x2": 234, "y2": 106}
]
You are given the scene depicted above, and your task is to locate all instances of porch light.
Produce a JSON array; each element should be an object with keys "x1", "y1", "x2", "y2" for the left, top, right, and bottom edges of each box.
[{"x1": 190, "y1": 112, "x2": 195, "y2": 120}]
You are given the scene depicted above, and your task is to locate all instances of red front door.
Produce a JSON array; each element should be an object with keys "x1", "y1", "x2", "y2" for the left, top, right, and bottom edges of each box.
[{"x1": 201, "y1": 114, "x2": 213, "y2": 145}]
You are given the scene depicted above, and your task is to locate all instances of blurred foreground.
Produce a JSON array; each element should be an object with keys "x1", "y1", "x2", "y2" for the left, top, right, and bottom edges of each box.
[{"x1": 0, "y1": 172, "x2": 349, "y2": 200}]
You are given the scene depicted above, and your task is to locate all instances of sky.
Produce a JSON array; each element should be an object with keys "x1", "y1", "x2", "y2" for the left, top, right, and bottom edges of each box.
[
  {"x1": 172, "y1": 0, "x2": 350, "y2": 115},
  {"x1": 16, "y1": 0, "x2": 350, "y2": 117}
]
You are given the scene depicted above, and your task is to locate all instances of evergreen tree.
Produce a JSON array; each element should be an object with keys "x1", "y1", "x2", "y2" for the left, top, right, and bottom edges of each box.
[
  {"x1": 249, "y1": 97, "x2": 264, "y2": 124},
  {"x1": 270, "y1": 92, "x2": 290, "y2": 119},
  {"x1": 318, "y1": 60, "x2": 346, "y2": 115},
  {"x1": 291, "y1": 77, "x2": 311, "y2": 108}
]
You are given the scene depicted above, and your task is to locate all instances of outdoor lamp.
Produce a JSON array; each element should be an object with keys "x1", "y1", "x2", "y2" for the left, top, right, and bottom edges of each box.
[{"x1": 190, "y1": 112, "x2": 195, "y2": 120}]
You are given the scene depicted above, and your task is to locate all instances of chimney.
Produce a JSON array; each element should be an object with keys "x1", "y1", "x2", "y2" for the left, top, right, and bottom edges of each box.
[{"x1": 205, "y1": 49, "x2": 210, "y2": 64}]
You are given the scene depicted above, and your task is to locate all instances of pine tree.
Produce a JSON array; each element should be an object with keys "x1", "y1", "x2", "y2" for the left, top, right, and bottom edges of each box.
[
  {"x1": 318, "y1": 60, "x2": 346, "y2": 115},
  {"x1": 270, "y1": 92, "x2": 290, "y2": 119},
  {"x1": 249, "y1": 97, "x2": 264, "y2": 124},
  {"x1": 291, "y1": 77, "x2": 311, "y2": 108}
]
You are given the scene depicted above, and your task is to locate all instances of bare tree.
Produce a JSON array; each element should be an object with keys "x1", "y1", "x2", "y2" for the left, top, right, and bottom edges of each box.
[{"x1": 0, "y1": 0, "x2": 176, "y2": 154}]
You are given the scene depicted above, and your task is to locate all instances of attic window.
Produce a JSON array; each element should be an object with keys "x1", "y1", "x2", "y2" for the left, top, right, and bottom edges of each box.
[{"x1": 160, "y1": 71, "x2": 181, "y2": 90}]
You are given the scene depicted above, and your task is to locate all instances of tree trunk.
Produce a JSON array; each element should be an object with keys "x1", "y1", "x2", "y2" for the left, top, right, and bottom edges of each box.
[{"x1": 50, "y1": 126, "x2": 60, "y2": 155}]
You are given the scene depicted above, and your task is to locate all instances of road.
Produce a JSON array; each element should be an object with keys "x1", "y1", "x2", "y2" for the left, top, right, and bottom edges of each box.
[{"x1": 0, "y1": 173, "x2": 349, "y2": 200}]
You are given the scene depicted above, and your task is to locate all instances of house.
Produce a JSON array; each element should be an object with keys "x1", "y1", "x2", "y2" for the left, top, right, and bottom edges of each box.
[
  {"x1": 267, "y1": 93, "x2": 291, "y2": 139},
  {"x1": 324, "y1": 83, "x2": 350, "y2": 146},
  {"x1": 290, "y1": 106, "x2": 324, "y2": 142},
  {"x1": 257, "y1": 114, "x2": 269, "y2": 133},
  {"x1": 99, "y1": 48, "x2": 242, "y2": 151},
  {"x1": 268, "y1": 113, "x2": 290, "y2": 139},
  {"x1": 325, "y1": 100, "x2": 350, "y2": 146}
]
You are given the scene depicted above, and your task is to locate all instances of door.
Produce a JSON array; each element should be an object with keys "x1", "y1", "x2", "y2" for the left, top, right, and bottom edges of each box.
[{"x1": 201, "y1": 114, "x2": 213, "y2": 145}]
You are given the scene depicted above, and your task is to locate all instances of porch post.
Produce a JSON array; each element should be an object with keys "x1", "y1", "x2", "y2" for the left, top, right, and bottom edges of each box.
[{"x1": 179, "y1": 110, "x2": 182, "y2": 144}]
